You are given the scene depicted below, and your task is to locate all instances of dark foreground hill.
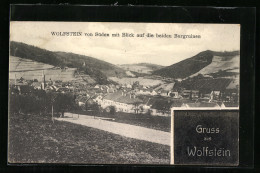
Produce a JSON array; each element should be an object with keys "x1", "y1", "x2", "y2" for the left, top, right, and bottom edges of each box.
[
  {"x1": 10, "y1": 41, "x2": 126, "y2": 84},
  {"x1": 152, "y1": 50, "x2": 239, "y2": 79}
]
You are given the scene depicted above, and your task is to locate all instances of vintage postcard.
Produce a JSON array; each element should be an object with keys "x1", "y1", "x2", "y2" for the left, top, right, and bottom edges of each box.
[{"x1": 8, "y1": 22, "x2": 240, "y2": 165}]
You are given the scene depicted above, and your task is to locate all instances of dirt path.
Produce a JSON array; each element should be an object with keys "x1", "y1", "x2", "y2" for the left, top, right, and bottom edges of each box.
[{"x1": 55, "y1": 113, "x2": 171, "y2": 146}]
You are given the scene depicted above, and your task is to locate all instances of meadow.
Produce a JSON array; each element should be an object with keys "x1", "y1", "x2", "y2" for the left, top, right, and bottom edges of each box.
[
  {"x1": 8, "y1": 113, "x2": 170, "y2": 164},
  {"x1": 109, "y1": 77, "x2": 165, "y2": 87}
]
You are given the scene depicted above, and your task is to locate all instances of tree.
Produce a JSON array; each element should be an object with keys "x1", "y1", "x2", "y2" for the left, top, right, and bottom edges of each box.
[
  {"x1": 139, "y1": 106, "x2": 144, "y2": 114},
  {"x1": 85, "y1": 100, "x2": 100, "y2": 115},
  {"x1": 91, "y1": 103, "x2": 100, "y2": 114},
  {"x1": 161, "y1": 105, "x2": 168, "y2": 115},
  {"x1": 54, "y1": 93, "x2": 75, "y2": 118},
  {"x1": 133, "y1": 101, "x2": 141, "y2": 114},
  {"x1": 18, "y1": 94, "x2": 39, "y2": 114},
  {"x1": 34, "y1": 89, "x2": 48, "y2": 114},
  {"x1": 108, "y1": 106, "x2": 116, "y2": 115},
  {"x1": 9, "y1": 93, "x2": 21, "y2": 114},
  {"x1": 146, "y1": 109, "x2": 152, "y2": 116}
]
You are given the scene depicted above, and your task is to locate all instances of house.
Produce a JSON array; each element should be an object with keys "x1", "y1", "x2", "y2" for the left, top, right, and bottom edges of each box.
[
  {"x1": 93, "y1": 95, "x2": 103, "y2": 104},
  {"x1": 137, "y1": 89, "x2": 157, "y2": 96},
  {"x1": 181, "y1": 102, "x2": 220, "y2": 108},
  {"x1": 140, "y1": 96, "x2": 174, "y2": 116},
  {"x1": 31, "y1": 82, "x2": 42, "y2": 90},
  {"x1": 171, "y1": 99, "x2": 195, "y2": 107},
  {"x1": 160, "y1": 90, "x2": 168, "y2": 97},
  {"x1": 150, "y1": 99, "x2": 173, "y2": 116},
  {"x1": 139, "y1": 89, "x2": 148, "y2": 95},
  {"x1": 181, "y1": 90, "x2": 199, "y2": 99},
  {"x1": 169, "y1": 91, "x2": 180, "y2": 98},
  {"x1": 57, "y1": 87, "x2": 70, "y2": 93},
  {"x1": 76, "y1": 96, "x2": 89, "y2": 107},
  {"x1": 150, "y1": 89, "x2": 157, "y2": 96},
  {"x1": 160, "y1": 90, "x2": 169, "y2": 97},
  {"x1": 191, "y1": 90, "x2": 199, "y2": 98},
  {"x1": 65, "y1": 85, "x2": 74, "y2": 90},
  {"x1": 100, "y1": 91, "x2": 143, "y2": 114},
  {"x1": 196, "y1": 98, "x2": 210, "y2": 103},
  {"x1": 210, "y1": 91, "x2": 221, "y2": 101},
  {"x1": 107, "y1": 87, "x2": 116, "y2": 93},
  {"x1": 201, "y1": 92, "x2": 211, "y2": 99},
  {"x1": 95, "y1": 89, "x2": 106, "y2": 95},
  {"x1": 126, "y1": 84, "x2": 132, "y2": 89},
  {"x1": 221, "y1": 102, "x2": 239, "y2": 108},
  {"x1": 176, "y1": 78, "x2": 182, "y2": 82},
  {"x1": 45, "y1": 85, "x2": 59, "y2": 91}
]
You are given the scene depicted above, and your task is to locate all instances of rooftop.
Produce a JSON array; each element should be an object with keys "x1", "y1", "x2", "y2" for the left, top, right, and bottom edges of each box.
[
  {"x1": 103, "y1": 91, "x2": 142, "y2": 104},
  {"x1": 182, "y1": 102, "x2": 220, "y2": 108}
]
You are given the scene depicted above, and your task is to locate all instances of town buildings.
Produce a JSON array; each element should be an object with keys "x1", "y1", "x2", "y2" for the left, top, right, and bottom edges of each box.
[{"x1": 9, "y1": 68, "x2": 239, "y2": 117}]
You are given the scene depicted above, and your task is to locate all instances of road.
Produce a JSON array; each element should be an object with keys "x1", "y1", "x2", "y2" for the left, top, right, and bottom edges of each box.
[{"x1": 55, "y1": 113, "x2": 171, "y2": 146}]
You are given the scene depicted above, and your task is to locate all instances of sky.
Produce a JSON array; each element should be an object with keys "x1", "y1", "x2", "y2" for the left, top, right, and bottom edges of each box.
[{"x1": 10, "y1": 22, "x2": 240, "y2": 66}]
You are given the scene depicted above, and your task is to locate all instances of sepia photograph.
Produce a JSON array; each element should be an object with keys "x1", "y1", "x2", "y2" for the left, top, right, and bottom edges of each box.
[{"x1": 8, "y1": 22, "x2": 240, "y2": 164}]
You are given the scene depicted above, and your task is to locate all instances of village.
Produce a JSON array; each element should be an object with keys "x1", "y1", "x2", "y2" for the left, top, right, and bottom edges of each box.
[{"x1": 9, "y1": 69, "x2": 239, "y2": 117}]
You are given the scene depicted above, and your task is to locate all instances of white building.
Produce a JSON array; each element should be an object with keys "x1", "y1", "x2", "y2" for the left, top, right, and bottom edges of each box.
[{"x1": 100, "y1": 91, "x2": 142, "y2": 114}]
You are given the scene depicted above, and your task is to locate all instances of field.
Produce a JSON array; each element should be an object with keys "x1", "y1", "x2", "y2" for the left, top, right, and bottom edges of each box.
[
  {"x1": 9, "y1": 56, "x2": 54, "y2": 72},
  {"x1": 8, "y1": 113, "x2": 170, "y2": 164},
  {"x1": 9, "y1": 56, "x2": 77, "y2": 82},
  {"x1": 190, "y1": 55, "x2": 239, "y2": 78},
  {"x1": 154, "y1": 83, "x2": 175, "y2": 92},
  {"x1": 120, "y1": 65, "x2": 154, "y2": 74},
  {"x1": 109, "y1": 77, "x2": 165, "y2": 87},
  {"x1": 152, "y1": 50, "x2": 239, "y2": 79}
]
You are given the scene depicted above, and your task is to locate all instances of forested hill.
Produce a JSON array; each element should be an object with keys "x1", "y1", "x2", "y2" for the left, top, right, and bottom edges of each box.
[
  {"x1": 119, "y1": 63, "x2": 164, "y2": 74},
  {"x1": 152, "y1": 50, "x2": 240, "y2": 79},
  {"x1": 9, "y1": 41, "x2": 127, "y2": 84}
]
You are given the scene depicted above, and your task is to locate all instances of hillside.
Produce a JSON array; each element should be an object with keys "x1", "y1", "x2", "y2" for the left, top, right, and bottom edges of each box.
[
  {"x1": 54, "y1": 52, "x2": 126, "y2": 77},
  {"x1": 152, "y1": 50, "x2": 240, "y2": 79},
  {"x1": 120, "y1": 63, "x2": 164, "y2": 74},
  {"x1": 9, "y1": 56, "x2": 89, "y2": 82},
  {"x1": 134, "y1": 63, "x2": 164, "y2": 70},
  {"x1": 9, "y1": 56, "x2": 54, "y2": 72},
  {"x1": 10, "y1": 41, "x2": 127, "y2": 84}
]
